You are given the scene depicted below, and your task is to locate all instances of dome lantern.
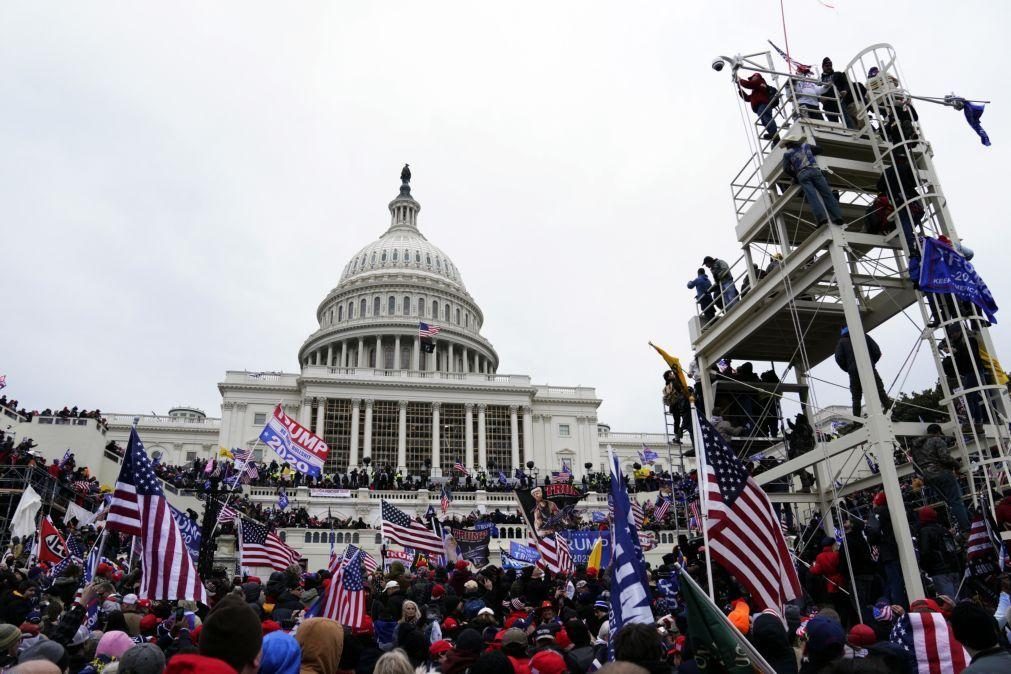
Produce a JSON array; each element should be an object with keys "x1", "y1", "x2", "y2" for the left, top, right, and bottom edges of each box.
[{"x1": 387, "y1": 163, "x2": 421, "y2": 233}]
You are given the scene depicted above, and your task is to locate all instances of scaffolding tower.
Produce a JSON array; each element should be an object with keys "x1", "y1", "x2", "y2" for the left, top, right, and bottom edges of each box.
[{"x1": 690, "y1": 44, "x2": 1011, "y2": 602}]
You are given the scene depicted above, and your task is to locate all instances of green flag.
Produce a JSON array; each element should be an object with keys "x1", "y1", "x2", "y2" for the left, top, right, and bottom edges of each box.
[{"x1": 679, "y1": 565, "x2": 771, "y2": 674}]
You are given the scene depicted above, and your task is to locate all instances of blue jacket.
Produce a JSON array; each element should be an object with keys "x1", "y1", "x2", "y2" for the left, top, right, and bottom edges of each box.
[
  {"x1": 687, "y1": 274, "x2": 712, "y2": 300},
  {"x1": 783, "y1": 142, "x2": 822, "y2": 178}
]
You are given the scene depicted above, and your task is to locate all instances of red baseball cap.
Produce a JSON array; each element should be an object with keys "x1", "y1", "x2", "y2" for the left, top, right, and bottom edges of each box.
[
  {"x1": 429, "y1": 640, "x2": 453, "y2": 658},
  {"x1": 531, "y1": 650, "x2": 566, "y2": 674}
]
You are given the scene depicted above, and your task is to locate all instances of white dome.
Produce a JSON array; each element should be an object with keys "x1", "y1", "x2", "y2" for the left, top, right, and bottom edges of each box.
[{"x1": 339, "y1": 229, "x2": 466, "y2": 290}]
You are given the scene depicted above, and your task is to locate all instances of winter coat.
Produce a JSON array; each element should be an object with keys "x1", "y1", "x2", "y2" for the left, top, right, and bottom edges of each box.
[
  {"x1": 917, "y1": 522, "x2": 959, "y2": 575},
  {"x1": 739, "y1": 74, "x2": 772, "y2": 111},
  {"x1": 911, "y1": 435, "x2": 955, "y2": 478},
  {"x1": 834, "y1": 334, "x2": 882, "y2": 372},
  {"x1": 841, "y1": 525, "x2": 876, "y2": 576},
  {"x1": 810, "y1": 545, "x2": 846, "y2": 594}
]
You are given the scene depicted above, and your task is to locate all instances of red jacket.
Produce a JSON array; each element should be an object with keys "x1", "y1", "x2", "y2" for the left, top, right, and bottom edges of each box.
[
  {"x1": 508, "y1": 656, "x2": 531, "y2": 674},
  {"x1": 504, "y1": 609, "x2": 528, "y2": 628},
  {"x1": 739, "y1": 74, "x2": 771, "y2": 111},
  {"x1": 810, "y1": 545, "x2": 846, "y2": 593}
]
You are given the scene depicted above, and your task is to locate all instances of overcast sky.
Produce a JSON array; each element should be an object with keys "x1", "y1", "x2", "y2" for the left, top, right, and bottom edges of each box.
[{"x1": 2, "y1": 1, "x2": 1008, "y2": 435}]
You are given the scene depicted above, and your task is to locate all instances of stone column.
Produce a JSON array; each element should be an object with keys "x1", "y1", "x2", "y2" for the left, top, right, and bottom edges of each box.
[
  {"x1": 394, "y1": 336, "x2": 401, "y2": 370},
  {"x1": 221, "y1": 402, "x2": 235, "y2": 449},
  {"x1": 398, "y1": 401, "x2": 408, "y2": 470},
  {"x1": 314, "y1": 398, "x2": 326, "y2": 435},
  {"x1": 431, "y1": 344, "x2": 438, "y2": 372},
  {"x1": 340, "y1": 342, "x2": 347, "y2": 368},
  {"x1": 412, "y1": 336, "x2": 420, "y2": 371},
  {"x1": 349, "y1": 399, "x2": 361, "y2": 468},
  {"x1": 464, "y1": 403, "x2": 474, "y2": 469},
  {"x1": 357, "y1": 337, "x2": 365, "y2": 367},
  {"x1": 448, "y1": 343, "x2": 455, "y2": 373},
  {"x1": 462, "y1": 347, "x2": 470, "y2": 373},
  {"x1": 521, "y1": 405, "x2": 533, "y2": 466},
  {"x1": 509, "y1": 405, "x2": 520, "y2": 471},
  {"x1": 299, "y1": 397, "x2": 312, "y2": 426},
  {"x1": 477, "y1": 404, "x2": 487, "y2": 469},
  {"x1": 376, "y1": 335, "x2": 383, "y2": 369},
  {"x1": 363, "y1": 399, "x2": 374, "y2": 460},
  {"x1": 431, "y1": 402, "x2": 441, "y2": 476},
  {"x1": 326, "y1": 345, "x2": 333, "y2": 367}
]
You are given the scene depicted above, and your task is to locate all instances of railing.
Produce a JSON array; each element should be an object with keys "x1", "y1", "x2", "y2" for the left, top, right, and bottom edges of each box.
[
  {"x1": 301, "y1": 365, "x2": 532, "y2": 386},
  {"x1": 599, "y1": 431, "x2": 668, "y2": 443},
  {"x1": 222, "y1": 371, "x2": 300, "y2": 386},
  {"x1": 104, "y1": 414, "x2": 221, "y2": 429},
  {"x1": 0, "y1": 407, "x2": 26, "y2": 423}
]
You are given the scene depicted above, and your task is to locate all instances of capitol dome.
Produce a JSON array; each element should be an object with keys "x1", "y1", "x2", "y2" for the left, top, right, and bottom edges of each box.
[{"x1": 297, "y1": 167, "x2": 499, "y2": 375}]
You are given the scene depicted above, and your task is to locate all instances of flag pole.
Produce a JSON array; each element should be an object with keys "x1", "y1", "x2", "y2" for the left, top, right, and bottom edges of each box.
[
  {"x1": 674, "y1": 562, "x2": 778, "y2": 674},
  {"x1": 689, "y1": 402, "x2": 716, "y2": 600}
]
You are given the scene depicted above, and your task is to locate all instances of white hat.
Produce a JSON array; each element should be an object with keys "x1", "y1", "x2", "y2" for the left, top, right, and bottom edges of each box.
[
  {"x1": 478, "y1": 607, "x2": 495, "y2": 617},
  {"x1": 384, "y1": 580, "x2": 400, "y2": 590},
  {"x1": 122, "y1": 594, "x2": 138, "y2": 605},
  {"x1": 781, "y1": 129, "x2": 806, "y2": 145}
]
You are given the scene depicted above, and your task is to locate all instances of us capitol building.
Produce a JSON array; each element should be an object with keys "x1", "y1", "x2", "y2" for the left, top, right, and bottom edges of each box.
[{"x1": 103, "y1": 168, "x2": 670, "y2": 481}]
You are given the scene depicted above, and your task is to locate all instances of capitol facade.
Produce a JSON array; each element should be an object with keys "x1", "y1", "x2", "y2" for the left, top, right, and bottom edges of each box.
[{"x1": 101, "y1": 170, "x2": 668, "y2": 479}]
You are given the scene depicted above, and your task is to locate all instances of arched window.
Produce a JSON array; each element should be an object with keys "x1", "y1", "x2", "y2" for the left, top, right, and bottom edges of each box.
[
  {"x1": 426, "y1": 253, "x2": 432, "y2": 266},
  {"x1": 348, "y1": 302, "x2": 354, "y2": 319},
  {"x1": 388, "y1": 296, "x2": 396, "y2": 314},
  {"x1": 455, "y1": 308, "x2": 461, "y2": 324},
  {"x1": 465, "y1": 312, "x2": 469, "y2": 327},
  {"x1": 444, "y1": 304, "x2": 450, "y2": 321},
  {"x1": 338, "y1": 305, "x2": 344, "y2": 322},
  {"x1": 352, "y1": 533, "x2": 360, "y2": 544},
  {"x1": 432, "y1": 301, "x2": 439, "y2": 319},
  {"x1": 360, "y1": 298, "x2": 367, "y2": 317},
  {"x1": 381, "y1": 250, "x2": 387, "y2": 263},
  {"x1": 418, "y1": 298, "x2": 426, "y2": 316},
  {"x1": 403, "y1": 296, "x2": 410, "y2": 315},
  {"x1": 415, "y1": 251, "x2": 421, "y2": 263},
  {"x1": 370, "y1": 252, "x2": 377, "y2": 264},
  {"x1": 404, "y1": 249, "x2": 410, "y2": 263},
  {"x1": 304, "y1": 533, "x2": 311, "y2": 543},
  {"x1": 392, "y1": 249, "x2": 398, "y2": 261},
  {"x1": 373, "y1": 297, "x2": 381, "y2": 315}
]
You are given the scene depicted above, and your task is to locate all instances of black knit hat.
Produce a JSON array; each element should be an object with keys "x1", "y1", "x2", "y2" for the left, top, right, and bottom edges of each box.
[
  {"x1": 455, "y1": 628, "x2": 484, "y2": 654},
  {"x1": 951, "y1": 602, "x2": 999, "y2": 651},
  {"x1": 199, "y1": 594, "x2": 264, "y2": 672}
]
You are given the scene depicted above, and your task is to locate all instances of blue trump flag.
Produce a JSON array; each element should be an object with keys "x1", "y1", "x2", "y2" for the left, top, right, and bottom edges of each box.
[
  {"x1": 508, "y1": 541, "x2": 541, "y2": 564},
  {"x1": 278, "y1": 489, "x2": 289, "y2": 511},
  {"x1": 169, "y1": 504, "x2": 202, "y2": 564},
  {"x1": 918, "y1": 236, "x2": 998, "y2": 323},
  {"x1": 607, "y1": 446, "x2": 654, "y2": 659},
  {"x1": 962, "y1": 100, "x2": 991, "y2": 147}
]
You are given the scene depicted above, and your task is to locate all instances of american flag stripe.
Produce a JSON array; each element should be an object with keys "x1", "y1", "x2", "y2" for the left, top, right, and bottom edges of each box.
[
  {"x1": 892, "y1": 612, "x2": 969, "y2": 674},
  {"x1": 654, "y1": 497, "x2": 671, "y2": 521},
  {"x1": 631, "y1": 500, "x2": 644, "y2": 528},
  {"x1": 535, "y1": 533, "x2": 573, "y2": 575},
  {"x1": 240, "y1": 520, "x2": 301, "y2": 571},
  {"x1": 108, "y1": 483, "x2": 142, "y2": 535},
  {"x1": 419, "y1": 322, "x2": 441, "y2": 338}
]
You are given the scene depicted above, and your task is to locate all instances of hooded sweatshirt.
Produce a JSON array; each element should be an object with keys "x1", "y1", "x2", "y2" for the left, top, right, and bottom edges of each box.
[
  {"x1": 260, "y1": 631, "x2": 301, "y2": 674},
  {"x1": 295, "y1": 618, "x2": 345, "y2": 674}
]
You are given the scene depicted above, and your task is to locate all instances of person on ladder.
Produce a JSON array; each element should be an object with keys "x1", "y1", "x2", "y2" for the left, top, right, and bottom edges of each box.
[
  {"x1": 835, "y1": 327, "x2": 892, "y2": 419},
  {"x1": 782, "y1": 131, "x2": 845, "y2": 227},
  {"x1": 911, "y1": 424, "x2": 970, "y2": 532}
]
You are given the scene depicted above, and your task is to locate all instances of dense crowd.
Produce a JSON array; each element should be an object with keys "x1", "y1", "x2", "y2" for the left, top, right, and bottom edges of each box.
[
  {"x1": 1, "y1": 397, "x2": 108, "y2": 430},
  {"x1": 0, "y1": 428, "x2": 104, "y2": 506}
]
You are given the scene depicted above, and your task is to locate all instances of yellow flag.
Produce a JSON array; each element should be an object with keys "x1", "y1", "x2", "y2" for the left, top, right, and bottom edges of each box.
[
  {"x1": 649, "y1": 341, "x2": 690, "y2": 394},
  {"x1": 219, "y1": 447, "x2": 234, "y2": 459},
  {"x1": 587, "y1": 536, "x2": 604, "y2": 574},
  {"x1": 978, "y1": 343, "x2": 1009, "y2": 386}
]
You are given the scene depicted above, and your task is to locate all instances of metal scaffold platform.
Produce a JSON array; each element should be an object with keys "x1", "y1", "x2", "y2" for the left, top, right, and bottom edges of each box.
[{"x1": 689, "y1": 44, "x2": 1011, "y2": 602}]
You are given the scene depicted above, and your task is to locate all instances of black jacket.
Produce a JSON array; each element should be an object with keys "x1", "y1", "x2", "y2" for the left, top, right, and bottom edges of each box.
[
  {"x1": 917, "y1": 522, "x2": 959, "y2": 574},
  {"x1": 835, "y1": 334, "x2": 882, "y2": 372}
]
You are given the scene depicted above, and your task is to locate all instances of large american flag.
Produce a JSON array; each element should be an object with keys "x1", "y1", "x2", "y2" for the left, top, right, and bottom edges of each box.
[
  {"x1": 322, "y1": 546, "x2": 367, "y2": 628},
  {"x1": 440, "y1": 485, "x2": 451, "y2": 515},
  {"x1": 890, "y1": 612, "x2": 969, "y2": 674},
  {"x1": 106, "y1": 428, "x2": 207, "y2": 602},
  {"x1": 966, "y1": 512, "x2": 995, "y2": 559},
  {"x1": 630, "y1": 500, "x2": 644, "y2": 528},
  {"x1": 453, "y1": 461, "x2": 469, "y2": 476},
  {"x1": 239, "y1": 519, "x2": 301, "y2": 571},
  {"x1": 698, "y1": 416, "x2": 800, "y2": 612},
  {"x1": 217, "y1": 504, "x2": 238, "y2": 524},
  {"x1": 535, "y1": 533, "x2": 573, "y2": 575},
  {"x1": 381, "y1": 500, "x2": 445, "y2": 555},
  {"x1": 419, "y1": 322, "x2": 441, "y2": 338}
]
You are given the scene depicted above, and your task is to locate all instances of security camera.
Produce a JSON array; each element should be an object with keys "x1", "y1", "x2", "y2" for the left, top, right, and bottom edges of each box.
[{"x1": 712, "y1": 58, "x2": 725, "y2": 72}]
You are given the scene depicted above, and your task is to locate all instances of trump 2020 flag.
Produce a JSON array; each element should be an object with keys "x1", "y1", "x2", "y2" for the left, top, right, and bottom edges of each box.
[
  {"x1": 918, "y1": 236, "x2": 998, "y2": 323},
  {"x1": 607, "y1": 445, "x2": 654, "y2": 658},
  {"x1": 259, "y1": 404, "x2": 329, "y2": 477}
]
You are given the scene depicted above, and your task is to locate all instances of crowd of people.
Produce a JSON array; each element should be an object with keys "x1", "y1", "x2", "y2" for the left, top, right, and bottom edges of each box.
[{"x1": 1, "y1": 397, "x2": 109, "y2": 431}]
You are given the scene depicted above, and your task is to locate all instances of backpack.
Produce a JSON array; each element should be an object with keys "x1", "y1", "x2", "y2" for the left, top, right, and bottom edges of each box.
[
  {"x1": 864, "y1": 194, "x2": 894, "y2": 234},
  {"x1": 766, "y1": 84, "x2": 779, "y2": 103}
]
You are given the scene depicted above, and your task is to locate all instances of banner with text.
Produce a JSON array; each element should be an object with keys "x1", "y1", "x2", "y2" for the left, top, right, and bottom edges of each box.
[
  {"x1": 169, "y1": 505, "x2": 202, "y2": 564},
  {"x1": 449, "y1": 527, "x2": 491, "y2": 567},
  {"x1": 562, "y1": 530, "x2": 612, "y2": 566},
  {"x1": 308, "y1": 489, "x2": 354, "y2": 499},
  {"x1": 259, "y1": 405, "x2": 329, "y2": 477}
]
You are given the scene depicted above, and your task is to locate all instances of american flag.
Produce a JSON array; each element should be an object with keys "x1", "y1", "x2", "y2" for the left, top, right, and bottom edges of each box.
[
  {"x1": 231, "y1": 447, "x2": 252, "y2": 463},
  {"x1": 536, "y1": 533, "x2": 573, "y2": 575},
  {"x1": 66, "y1": 535, "x2": 84, "y2": 559},
  {"x1": 106, "y1": 428, "x2": 207, "y2": 602},
  {"x1": 73, "y1": 480, "x2": 93, "y2": 493},
  {"x1": 966, "y1": 512, "x2": 993, "y2": 559},
  {"x1": 698, "y1": 415, "x2": 801, "y2": 613},
  {"x1": 550, "y1": 471, "x2": 571, "y2": 484},
  {"x1": 381, "y1": 500, "x2": 445, "y2": 555},
  {"x1": 322, "y1": 546, "x2": 367, "y2": 628},
  {"x1": 453, "y1": 461, "x2": 469, "y2": 476},
  {"x1": 440, "y1": 485, "x2": 451, "y2": 515},
  {"x1": 239, "y1": 519, "x2": 301, "y2": 571},
  {"x1": 361, "y1": 548, "x2": 378, "y2": 574},
  {"x1": 767, "y1": 40, "x2": 812, "y2": 72},
  {"x1": 217, "y1": 504, "x2": 238, "y2": 524},
  {"x1": 241, "y1": 460, "x2": 259, "y2": 483},
  {"x1": 688, "y1": 500, "x2": 702, "y2": 530},
  {"x1": 654, "y1": 495, "x2": 671, "y2": 521},
  {"x1": 890, "y1": 612, "x2": 969, "y2": 674},
  {"x1": 630, "y1": 500, "x2": 644, "y2": 528},
  {"x1": 419, "y1": 322, "x2": 441, "y2": 338}
]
